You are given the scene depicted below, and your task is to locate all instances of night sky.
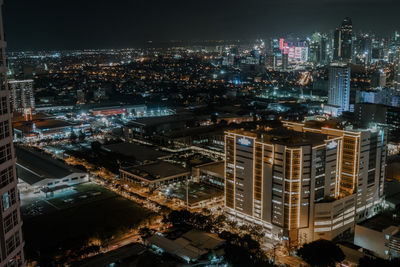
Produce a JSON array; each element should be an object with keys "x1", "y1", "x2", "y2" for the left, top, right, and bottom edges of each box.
[{"x1": 4, "y1": 0, "x2": 400, "y2": 51}]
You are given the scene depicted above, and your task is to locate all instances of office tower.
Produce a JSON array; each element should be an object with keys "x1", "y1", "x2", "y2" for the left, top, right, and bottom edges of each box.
[
  {"x1": 0, "y1": 0, "x2": 25, "y2": 265},
  {"x1": 282, "y1": 53, "x2": 288, "y2": 70},
  {"x1": 333, "y1": 17, "x2": 353, "y2": 62},
  {"x1": 309, "y1": 32, "x2": 323, "y2": 65},
  {"x1": 395, "y1": 47, "x2": 400, "y2": 89},
  {"x1": 327, "y1": 63, "x2": 350, "y2": 116},
  {"x1": 370, "y1": 70, "x2": 386, "y2": 88},
  {"x1": 354, "y1": 33, "x2": 372, "y2": 65},
  {"x1": 76, "y1": 89, "x2": 85, "y2": 104},
  {"x1": 320, "y1": 34, "x2": 328, "y2": 64},
  {"x1": 310, "y1": 33, "x2": 329, "y2": 65},
  {"x1": 225, "y1": 121, "x2": 386, "y2": 245},
  {"x1": 265, "y1": 54, "x2": 276, "y2": 69},
  {"x1": 272, "y1": 39, "x2": 282, "y2": 62},
  {"x1": 8, "y1": 80, "x2": 34, "y2": 112}
]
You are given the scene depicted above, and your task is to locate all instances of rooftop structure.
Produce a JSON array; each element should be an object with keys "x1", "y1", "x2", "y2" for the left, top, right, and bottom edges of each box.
[
  {"x1": 145, "y1": 230, "x2": 224, "y2": 263},
  {"x1": 355, "y1": 214, "x2": 400, "y2": 259},
  {"x1": 16, "y1": 147, "x2": 88, "y2": 194},
  {"x1": 103, "y1": 142, "x2": 170, "y2": 164},
  {"x1": 120, "y1": 161, "x2": 190, "y2": 187}
]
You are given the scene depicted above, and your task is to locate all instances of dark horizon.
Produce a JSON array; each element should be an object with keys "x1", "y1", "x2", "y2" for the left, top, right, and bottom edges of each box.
[{"x1": 4, "y1": 0, "x2": 400, "y2": 51}]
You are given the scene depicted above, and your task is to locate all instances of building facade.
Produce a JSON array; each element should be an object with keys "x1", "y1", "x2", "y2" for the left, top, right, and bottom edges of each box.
[
  {"x1": 0, "y1": 1, "x2": 25, "y2": 265},
  {"x1": 327, "y1": 63, "x2": 350, "y2": 116},
  {"x1": 8, "y1": 80, "x2": 34, "y2": 113},
  {"x1": 333, "y1": 17, "x2": 353, "y2": 63},
  {"x1": 224, "y1": 121, "x2": 386, "y2": 246},
  {"x1": 395, "y1": 47, "x2": 400, "y2": 89}
]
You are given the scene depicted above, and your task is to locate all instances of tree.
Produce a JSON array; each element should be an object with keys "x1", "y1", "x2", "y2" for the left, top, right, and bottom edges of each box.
[
  {"x1": 298, "y1": 239, "x2": 345, "y2": 267},
  {"x1": 91, "y1": 141, "x2": 102, "y2": 151},
  {"x1": 78, "y1": 131, "x2": 86, "y2": 142},
  {"x1": 138, "y1": 227, "x2": 151, "y2": 239},
  {"x1": 69, "y1": 131, "x2": 78, "y2": 142},
  {"x1": 223, "y1": 233, "x2": 273, "y2": 267},
  {"x1": 167, "y1": 210, "x2": 192, "y2": 226}
]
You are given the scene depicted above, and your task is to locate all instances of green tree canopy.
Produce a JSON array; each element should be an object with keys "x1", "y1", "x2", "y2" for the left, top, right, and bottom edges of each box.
[{"x1": 298, "y1": 239, "x2": 345, "y2": 267}]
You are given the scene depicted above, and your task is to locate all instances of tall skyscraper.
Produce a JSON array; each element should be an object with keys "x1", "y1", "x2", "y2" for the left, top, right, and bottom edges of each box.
[
  {"x1": 0, "y1": 1, "x2": 25, "y2": 265},
  {"x1": 395, "y1": 47, "x2": 400, "y2": 89},
  {"x1": 333, "y1": 17, "x2": 353, "y2": 62},
  {"x1": 225, "y1": 121, "x2": 386, "y2": 245},
  {"x1": 282, "y1": 53, "x2": 288, "y2": 70},
  {"x1": 327, "y1": 63, "x2": 350, "y2": 116}
]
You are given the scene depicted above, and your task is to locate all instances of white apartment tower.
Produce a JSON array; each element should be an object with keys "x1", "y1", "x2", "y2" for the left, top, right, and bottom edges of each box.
[
  {"x1": 327, "y1": 64, "x2": 350, "y2": 116},
  {"x1": 0, "y1": 1, "x2": 25, "y2": 265}
]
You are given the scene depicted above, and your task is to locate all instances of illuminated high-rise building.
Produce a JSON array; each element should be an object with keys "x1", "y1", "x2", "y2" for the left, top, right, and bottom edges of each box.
[
  {"x1": 333, "y1": 17, "x2": 353, "y2": 62},
  {"x1": 282, "y1": 53, "x2": 288, "y2": 70},
  {"x1": 225, "y1": 121, "x2": 386, "y2": 245},
  {"x1": 0, "y1": 0, "x2": 25, "y2": 265},
  {"x1": 327, "y1": 63, "x2": 350, "y2": 116},
  {"x1": 395, "y1": 47, "x2": 400, "y2": 89}
]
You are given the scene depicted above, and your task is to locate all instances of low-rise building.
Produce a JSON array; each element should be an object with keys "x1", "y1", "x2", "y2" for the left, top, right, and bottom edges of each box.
[
  {"x1": 120, "y1": 161, "x2": 190, "y2": 187},
  {"x1": 16, "y1": 147, "x2": 88, "y2": 196},
  {"x1": 123, "y1": 113, "x2": 194, "y2": 139},
  {"x1": 354, "y1": 214, "x2": 400, "y2": 259},
  {"x1": 102, "y1": 142, "x2": 170, "y2": 165},
  {"x1": 192, "y1": 161, "x2": 224, "y2": 188},
  {"x1": 145, "y1": 230, "x2": 225, "y2": 263}
]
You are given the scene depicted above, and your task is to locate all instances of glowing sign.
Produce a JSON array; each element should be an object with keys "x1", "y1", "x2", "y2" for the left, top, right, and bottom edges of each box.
[
  {"x1": 327, "y1": 140, "x2": 338, "y2": 150},
  {"x1": 238, "y1": 137, "x2": 252, "y2": 146}
]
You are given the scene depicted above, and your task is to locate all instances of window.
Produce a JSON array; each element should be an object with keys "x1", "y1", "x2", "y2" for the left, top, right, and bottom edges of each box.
[
  {"x1": 5, "y1": 231, "x2": 20, "y2": 256},
  {"x1": 2, "y1": 191, "x2": 10, "y2": 211},
  {"x1": 0, "y1": 143, "x2": 11, "y2": 164},
  {"x1": 12, "y1": 210, "x2": 18, "y2": 226},
  {"x1": 2, "y1": 188, "x2": 16, "y2": 212},
  {"x1": 0, "y1": 120, "x2": 10, "y2": 140},
  {"x1": 0, "y1": 96, "x2": 7, "y2": 115},
  {"x1": 4, "y1": 210, "x2": 19, "y2": 234},
  {"x1": 5, "y1": 234, "x2": 15, "y2": 255},
  {"x1": 3, "y1": 213, "x2": 13, "y2": 233},
  {"x1": 0, "y1": 166, "x2": 14, "y2": 189}
]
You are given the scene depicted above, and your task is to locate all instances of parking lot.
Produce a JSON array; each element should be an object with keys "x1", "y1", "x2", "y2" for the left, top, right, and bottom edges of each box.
[{"x1": 20, "y1": 182, "x2": 114, "y2": 218}]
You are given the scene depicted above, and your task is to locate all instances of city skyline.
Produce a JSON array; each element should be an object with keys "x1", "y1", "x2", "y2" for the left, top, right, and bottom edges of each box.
[
  {"x1": 5, "y1": 0, "x2": 400, "y2": 51},
  {"x1": 5, "y1": 1, "x2": 400, "y2": 266}
]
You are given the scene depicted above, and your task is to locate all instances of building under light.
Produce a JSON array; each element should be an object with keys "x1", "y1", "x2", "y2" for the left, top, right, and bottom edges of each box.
[
  {"x1": 8, "y1": 79, "x2": 34, "y2": 120},
  {"x1": 326, "y1": 63, "x2": 350, "y2": 116},
  {"x1": 224, "y1": 121, "x2": 386, "y2": 245}
]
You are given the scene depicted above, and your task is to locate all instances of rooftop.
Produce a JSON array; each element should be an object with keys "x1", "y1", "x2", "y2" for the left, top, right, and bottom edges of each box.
[
  {"x1": 358, "y1": 213, "x2": 398, "y2": 232},
  {"x1": 227, "y1": 127, "x2": 328, "y2": 146},
  {"x1": 122, "y1": 161, "x2": 190, "y2": 181},
  {"x1": 146, "y1": 230, "x2": 224, "y2": 261},
  {"x1": 16, "y1": 146, "x2": 84, "y2": 185},
  {"x1": 13, "y1": 119, "x2": 74, "y2": 133},
  {"x1": 126, "y1": 113, "x2": 193, "y2": 127},
  {"x1": 103, "y1": 142, "x2": 169, "y2": 162}
]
